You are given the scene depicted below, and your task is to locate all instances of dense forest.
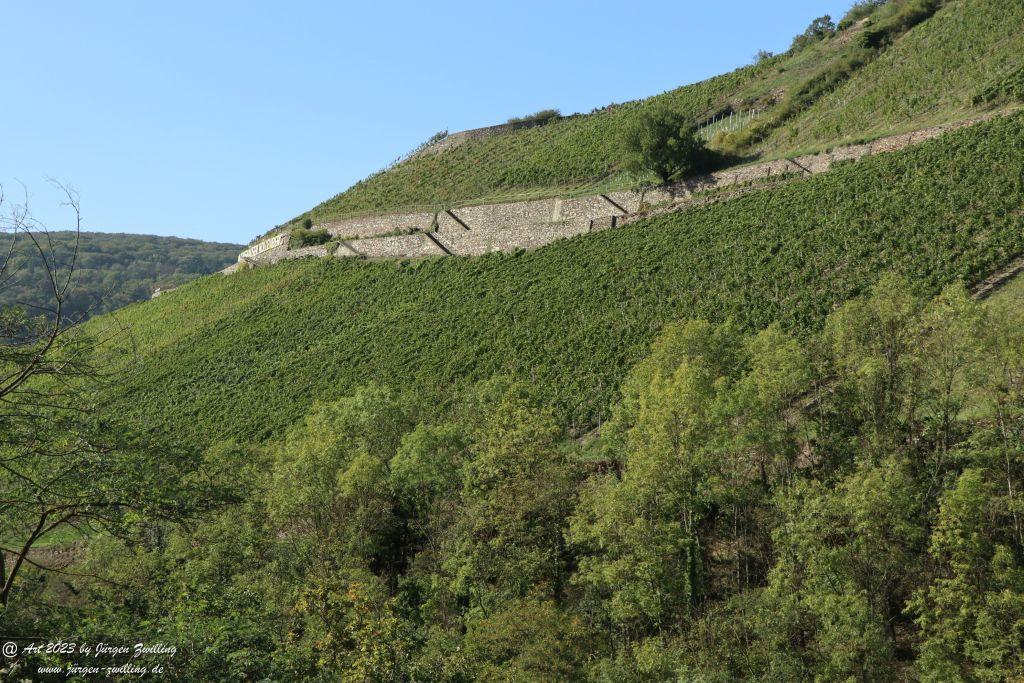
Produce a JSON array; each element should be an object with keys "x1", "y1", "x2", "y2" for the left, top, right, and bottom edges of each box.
[
  {"x1": 0, "y1": 231, "x2": 240, "y2": 321},
  {"x1": 5, "y1": 275, "x2": 1024, "y2": 680}
]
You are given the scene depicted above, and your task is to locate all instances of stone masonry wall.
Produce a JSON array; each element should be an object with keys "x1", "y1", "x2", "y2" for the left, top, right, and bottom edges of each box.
[
  {"x1": 239, "y1": 232, "x2": 288, "y2": 260},
  {"x1": 429, "y1": 220, "x2": 591, "y2": 256},
  {"x1": 319, "y1": 211, "x2": 434, "y2": 239},
  {"x1": 343, "y1": 233, "x2": 446, "y2": 259},
  {"x1": 233, "y1": 115, "x2": 995, "y2": 270}
]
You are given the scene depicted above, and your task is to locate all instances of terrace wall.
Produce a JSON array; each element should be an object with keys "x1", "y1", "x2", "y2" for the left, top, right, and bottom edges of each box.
[
  {"x1": 233, "y1": 115, "x2": 994, "y2": 270},
  {"x1": 319, "y1": 211, "x2": 434, "y2": 239}
]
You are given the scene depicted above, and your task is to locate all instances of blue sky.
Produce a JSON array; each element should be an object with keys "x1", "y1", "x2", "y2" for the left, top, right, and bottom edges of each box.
[{"x1": 3, "y1": 1, "x2": 851, "y2": 244}]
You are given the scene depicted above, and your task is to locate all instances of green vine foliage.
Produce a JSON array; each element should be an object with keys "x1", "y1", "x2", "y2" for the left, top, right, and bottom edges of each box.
[{"x1": 95, "y1": 114, "x2": 1024, "y2": 447}]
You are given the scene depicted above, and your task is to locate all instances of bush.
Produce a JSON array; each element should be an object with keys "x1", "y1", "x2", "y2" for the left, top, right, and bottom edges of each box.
[
  {"x1": 859, "y1": 0, "x2": 940, "y2": 49},
  {"x1": 289, "y1": 227, "x2": 331, "y2": 249},
  {"x1": 507, "y1": 109, "x2": 561, "y2": 126},
  {"x1": 838, "y1": 0, "x2": 888, "y2": 30},
  {"x1": 973, "y1": 65, "x2": 1024, "y2": 106},
  {"x1": 621, "y1": 105, "x2": 711, "y2": 183},
  {"x1": 790, "y1": 15, "x2": 836, "y2": 53}
]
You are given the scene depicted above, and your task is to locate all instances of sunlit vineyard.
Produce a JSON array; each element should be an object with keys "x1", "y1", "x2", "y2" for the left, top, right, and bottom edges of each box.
[
  {"x1": 271, "y1": 0, "x2": 1022, "y2": 234},
  {"x1": 759, "y1": 0, "x2": 1024, "y2": 154},
  {"x1": 99, "y1": 113, "x2": 1024, "y2": 445},
  {"x1": 290, "y1": 66, "x2": 762, "y2": 226}
]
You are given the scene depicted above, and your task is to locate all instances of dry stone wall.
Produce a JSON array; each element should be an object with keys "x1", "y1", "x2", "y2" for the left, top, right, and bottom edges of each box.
[
  {"x1": 228, "y1": 115, "x2": 994, "y2": 273},
  {"x1": 435, "y1": 220, "x2": 592, "y2": 256},
  {"x1": 343, "y1": 233, "x2": 446, "y2": 259},
  {"x1": 239, "y1": 232, "x2": 288, "y2": 260},
  {"x1": 319, "y1": 211, "x2": 434, "y2": 239}
]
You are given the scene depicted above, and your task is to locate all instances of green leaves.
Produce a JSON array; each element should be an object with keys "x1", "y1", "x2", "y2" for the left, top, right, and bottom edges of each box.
[
  {"x1": 620, "y1": 105, "x2": 709, "y2": 183},
  {"x1": 99, "y1": 115, "x2": 1024, "y2": 449},
  {"x1": 570, "y1": 318, "x2": 810, "y2": 635}
]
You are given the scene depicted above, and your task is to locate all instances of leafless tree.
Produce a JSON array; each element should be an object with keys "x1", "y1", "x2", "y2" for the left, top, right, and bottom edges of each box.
[{"x1": 0, "y1": 183, "x2": 205, "y2": 609}]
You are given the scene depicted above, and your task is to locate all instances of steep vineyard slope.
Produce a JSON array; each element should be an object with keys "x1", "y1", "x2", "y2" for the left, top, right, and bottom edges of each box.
[
  {"x1": 759, "y1": 0, "x2": 1024, "y2": 154},
  {"x1": 100, "y1": 114, "x2": 1024, "y2": 445},
  {"x1": 267, "y1": 0, "x2": 1022, "y2": 235}
]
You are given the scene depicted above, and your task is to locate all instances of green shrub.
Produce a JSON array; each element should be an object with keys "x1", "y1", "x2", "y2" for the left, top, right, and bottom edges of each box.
[
  {"x1": 507, "y1": 109, "x2": 561, "y2": 126},
  {"x1": 621, "y1": 105, "x2": 711, "y2": 183},
  {"x1": 790, "y1": 15, "x2": 836, "y2": 53},
  {"x1": 289, "y1": 228, "x2": 331, "y2": 249},
  {"x1": 973, "y1": 65, "x2": 1024, "y2": 105},
  {"x1": 859, "y1": 0, "x2": 940, "y2": 49},
  {"x1": 838, "y1": 0, "x2": 888, "y2": 30},
  {"x1": 717, "y1": 45, "x2": 875, "y2": 154}
]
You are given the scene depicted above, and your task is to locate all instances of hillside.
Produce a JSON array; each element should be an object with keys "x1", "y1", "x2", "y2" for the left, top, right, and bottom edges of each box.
[
  {"x1": 269, "y1": 0, "x2": 1023, "y2": 234},
  {"x1": 8, "y1": 3, "x2": 1024, "y2": 681},
  {"x1": 0, "y1": 231, "x2": 241, "y2": 321},
  {"x1": 58, "y1": 110, "x2": 1024, "y2": 681},
  {"x1": 101, "y1": 113, "x2": 1024, "y2": 446},
  {"x1": 759, "y1": 0, "x2": 1024, "y2": 153}
]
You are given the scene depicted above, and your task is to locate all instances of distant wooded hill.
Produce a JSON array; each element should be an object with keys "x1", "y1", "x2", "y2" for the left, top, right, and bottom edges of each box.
[{"x1": 0, "y1": 231, "x2": 240, "y2": 321}]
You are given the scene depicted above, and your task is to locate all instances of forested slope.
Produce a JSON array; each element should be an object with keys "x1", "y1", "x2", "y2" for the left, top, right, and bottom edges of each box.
[
  {"x1": 0, "y1": 231, "x2": 240, "y2": 320},
  {"x1": 101, "y1": 113, "x2": 1024, "y2": 446}
]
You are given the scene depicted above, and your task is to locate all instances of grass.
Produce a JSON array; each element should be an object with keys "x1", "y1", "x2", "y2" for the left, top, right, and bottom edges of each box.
[
  {"x1": 987, "y1": 270, "x2": 1024, "y2": 307},
  {"x1": 96, "y1": 114, "x2": 1024, "y2": 447},
  {"x1": 759, "y1": 0, "x2": 1024, "y2": 154}
]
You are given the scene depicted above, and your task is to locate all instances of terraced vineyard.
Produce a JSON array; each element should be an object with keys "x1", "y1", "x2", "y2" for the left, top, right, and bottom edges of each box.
[
  {"x1": 266, "y1": 0, "x2": 1023, "y2": 237},
  {"x1": 15, "y1": 6, "x2": 1024, "y2": 679},
  {"x1": 104, "y1": 113, "x2": 1024, "y2": 445},
  {"x1": 282, "y1": 66, "x2": 759, "y2": 228}
]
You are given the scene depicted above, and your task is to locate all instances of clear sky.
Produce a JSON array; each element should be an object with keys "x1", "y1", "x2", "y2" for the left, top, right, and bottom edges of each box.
[{"x1": 3, "y1": 1, "x2": 852, "y2": 245}]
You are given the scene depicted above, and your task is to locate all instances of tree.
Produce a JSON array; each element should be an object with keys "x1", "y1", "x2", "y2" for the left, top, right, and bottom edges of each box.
[
  {"x1": 462, "y1": 598, "x2": 591, "y2": 682},
  {"x1": 790, "y1": 15, "x2": 836, "y2": 52},
  {"x1": 442, "y1": 382, "x2": 575, "y2": 613},
  {"x1": 569, "y1": 320, "x2": 810, "y2": 637},
  {"x1": 0, "y1": 184, "x2": 209, "y2": 610},
  {"x1": 268, "y1": 384, "x2": 412, "y2": 575},
  {"x1": 838, "y1": 0, "x2": 888, "y2": 31},
  {"x1": 621, "y1": 105, "x2": 710, "y2": 184},
  {"x1": 909, "y1": 292, "x2": 1024, "y2": 681}
]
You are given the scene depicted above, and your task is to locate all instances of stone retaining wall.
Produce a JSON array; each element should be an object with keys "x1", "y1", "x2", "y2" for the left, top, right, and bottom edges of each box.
[
  {"x1": 231, "y1": 115, "x2": 994, "y2": 270},
  {"x1": 344, "y1": 233, "x2": 446, "y2": 259},
  {"x1": 239, "y1": 232, "x2": 288, "y2": 260},
  {"x1": 261, "y1": 243, "x2": 330, "y2": 265},
  {"x1": 319, "y1": 211, "x2": 434, "y2": 239},
  {"x1": 433, "y1": 220, "x2": 591, "y2": 256}
]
